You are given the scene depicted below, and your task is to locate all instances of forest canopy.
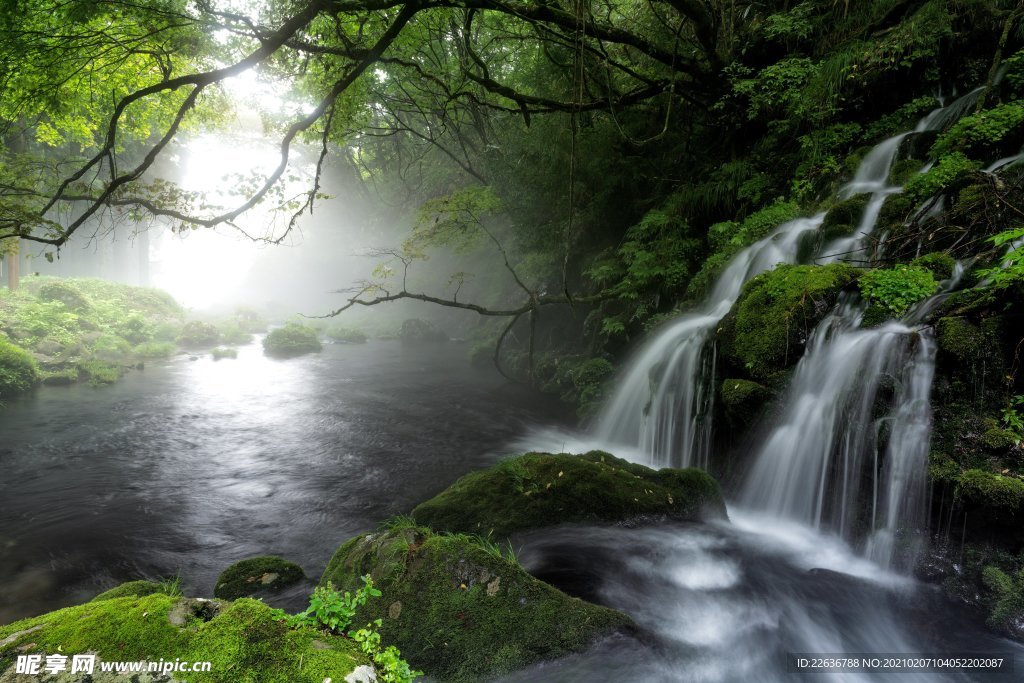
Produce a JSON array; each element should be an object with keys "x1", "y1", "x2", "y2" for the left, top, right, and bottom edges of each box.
[{"x1": 1, "y1": 0, "x2": 1022, "y2": 380}]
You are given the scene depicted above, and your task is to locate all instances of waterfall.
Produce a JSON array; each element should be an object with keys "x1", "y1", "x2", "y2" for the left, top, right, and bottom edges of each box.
[
  {"x1": 588, "y1": 88, "x2": 988, "y2": 570},
  {"x1": 592, "y1": 214, "x2": 823, "y2": 469}
]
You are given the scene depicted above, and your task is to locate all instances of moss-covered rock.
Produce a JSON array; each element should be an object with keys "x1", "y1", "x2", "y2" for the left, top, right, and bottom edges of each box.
[
  {"x1": 214, "y1": 556, "x2": 305, "y2": 600},
  {"x1": 719, "y1": 378, "x2": 770, "y2": 426},
  {"x1": 326, "y1": 325, "x2": 368, "y2": 344},
  {"x1": 411, "y1": 451, "x2": 725, "y2": 538},
  {"x1": 37, "y1": 280, "x2": 92, "y2": 312},
  {"x1": 398, "y1": 319, "x2": 448, "y2": 344},
  {"x1": 936, "y1": 316, "x2": 985, "y2": 362},
  {"x1": 982, "y1": 427, "x2": 1021, "y2": 451},
  {"x1": 956, "y1": 469, "x2": 1024, "y2": 514},
  {"x1": 176, "y1": 321, "x2": 220, "y2": 348},
  {"x1": 0, "y1": 594, "x2": 364, "y2": 682},
  {"x1": 91, "y1": 580, "x2": 171, "y2": 602},
  {"x1": 262, "y1": 323, "x2": 321, "y2": 357},
  {"x1": 911, "y1": 252, "x2": 956, "y2": 280},
  {"x1": 0, "y1": 335, "x2": 39, "y2": 399},
  {"x1": 718, "y1": 263, "x2": 858, "y2": 382},
  {"x1": 320, "y1": 527, "x2": 632, "y2": 683},
  {"x1": 821, "y1": 195, "x2": 870, "y2": 243}
]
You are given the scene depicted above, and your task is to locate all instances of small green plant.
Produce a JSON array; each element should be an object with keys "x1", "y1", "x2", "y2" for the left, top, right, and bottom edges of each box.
[
  {"x1": 1002, "y1": 395, "x2": 1024, "y2": 445},
  {"x1": 211, "y1": 346, "x2": 238, "y2": 360},
  {"x1": 287, "y1": 575, "x2": 380, "y2": 633},
  {"x1": 858, "y1": 265, "x2": 937, "y2": 316},
  {"x1": 350, "y1": 619, "x2": 423, "y2": 683},
  {"x1": 158, "y1": 574, "x2": 184, "y2": 598},
  {"x1": 465, "y1": 532, "x2": 519, "y2": 564}
]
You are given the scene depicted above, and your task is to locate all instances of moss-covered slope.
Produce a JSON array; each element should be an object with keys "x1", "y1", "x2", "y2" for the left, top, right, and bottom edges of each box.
[
  {"x1": 411, "y1": 451, "x2": 726, "y2": 537},
  {"x1": 320, "y1": 526, "x2": 632, "y2": 683},
  {"x1": 0, "y1": 594, "x2": 364, "y2": 683}
]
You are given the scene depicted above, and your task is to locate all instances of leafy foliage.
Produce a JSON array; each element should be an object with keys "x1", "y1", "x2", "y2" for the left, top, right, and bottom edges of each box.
[
  {"x1": 350, "y1": 620, "x2": 423, "y2": 683},
  {"x1": 858, "y1": 265, "x2": 937, "y2": 316},
  {"x1": 903, "y1": 153, "x2": 979, "y2": 205},
  {"x1": 262, "y1": 323, "x2": 322, "y2": 356},
  {"x1": 0, "y1": 334, "x2": 39, "y2": 399},
  {"x1": 287, "y1": 576, "x2": 381, "y2": 634},
  {"x1": 932, "y1": 102, "x2": 1024, "y2": 158}
]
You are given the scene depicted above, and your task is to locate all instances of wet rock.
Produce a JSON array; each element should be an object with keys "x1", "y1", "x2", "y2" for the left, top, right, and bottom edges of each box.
[{"x1": 214, "y1": 556, "x2": 305, "y2": 600}]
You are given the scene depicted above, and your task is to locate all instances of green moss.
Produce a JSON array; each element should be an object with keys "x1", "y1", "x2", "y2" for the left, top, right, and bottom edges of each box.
[
  {"x1": 936, "y1": 316, "x2": 985, "y2": 362},
  {"x1": 177, "y1": 321, "x2": 220, "y2": 348},
  {"x1": 721, "y1": 263, "x2": 858, "y2": 381},
  {"x1": 932, "y1": 101, "x2": 1024, "y2": 159},
  {"x1": 320, "y1": 528, "x2": 631, "y2": 683},
  {"x1": 37, "y1": 280, "x2": 91, "y2": 312},
  {"x1": 889, "y1": 157, "x2": 925, "y2": 187},
  {"x1": 820, "y1": 195, "x2": 869, "y2": 243},
  {"x1": 719, "y1": 379, "x2": 769, "y2": 423},
  {"x1": 982, "y1": 565, "x2": 1024, "y2": 634},
  {"x1": 858, "y1": 265, "x2": 937, "y2": 316},
  {"x1": 911, "y1": 252, "x2": 956, "y2": 280},
  {"x1": 0, "y1": 335, "x2": 39, "y2": 399},
  {"x1": 904, "y1": 153, "x2": 979, "y2": 205},
  {"x1": 327, "y1": 325, "x2": 369, "y2": 344},
  {"x1": 76, "y1": 360, "x2": 120, "y2": 385},
  {"x1": 262, "y1": 323, "x2": 321, "y2": 356},
  {"x1": 956, "y1": 469, "x2": 1024, "y2": 512},
  {"x1": 411, "y1": 451, "x2": 725, "y2": 538},
  {"x1": 91, "y1": 580, "x2": 169, "y2": 602},
  {"x1": 983, "y1": 428, "x2": 1021, "y2": 451},
  {"x1": 929, "y1": 452, "x2": 960, "y2": 483},
  {"x1": 0, "y1": 595, "x2": 364, "y2": 682},
  {"x1": 214, "y1": 556, "x2": 305, "y2": 600},
  {"x1": 133, "y1": 340, "x2": 176, "y2": 359},
  {"x1": 40, "y1": 366, "x2": 79, "y2": 386},
  {"x1": 688, "y1": 200, "x2": 801, "y2": 298}
]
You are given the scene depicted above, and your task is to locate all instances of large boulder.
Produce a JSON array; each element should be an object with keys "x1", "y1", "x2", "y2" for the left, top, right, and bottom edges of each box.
[
  {"x1": 320, "y1": 526, "x2": 632, "y2": 682},
  {"x1": 411, "y1": 451, "x2": 726, "y2": 538},
  {"x1": 717, "y1": 263, "x2": 858, "y2": 383},
  {"x1": 0, "y1": 594, "x2": 364, "y2": 683}
]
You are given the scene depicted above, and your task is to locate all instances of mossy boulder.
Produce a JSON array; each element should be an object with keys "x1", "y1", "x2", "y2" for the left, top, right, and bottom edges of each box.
[
  {"x1": 0, "y1": 335, "x2": 39, "y2": 399},
  {"x1": 262, "y1": 323, "x2": 321, "y2": 357},
  {"x1": 91, "y1": 580, "x2": 170, "y2": 602},
  {"x1": 821, "y1": 194, "x2": 870, "y2": 243},
  {"x1": 411, "y1": 451, "x2": 726, "y2": 538},
  {"x1": 718, "y1": 263, "x2": 858, "y2": 382},
  {"x1": 936, "y1": 316, "x2": 985, "y2": 362},
  {"x1": 720, "y1": 378, "x2": 770, "y2": 425},
  {"x1": 37, "y1": 280, "x2": 92, "y2": 312},
  {"x1": 320, "y1": 527, "x2": 632, "y2": 682},
  {"x1": 0, "y1": 594, "x2": 364, "y2": 682},
  {"x1": 176, "y1": 321, "x2": 220, "y2": 348},
  {"x1": 326, "y1": 325, "x2": 368, "y2": 344},
  {"x1": 398, "y1": 318, "x2": 448, "y2": 343},
  {"x1": 214, "y1": 556, "x2": 304, "y2": 600},
  {"x1": 956, "y1": 469, "x2": 1024, "y2": 514},
  {"x1": 911, "y1": 252, "x2": 956, "y2": 280}
]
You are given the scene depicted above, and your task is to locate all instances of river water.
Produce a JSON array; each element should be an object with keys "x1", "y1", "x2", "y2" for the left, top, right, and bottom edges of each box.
[
  {"x1": 0, "y1": 340, "x2": 562, "y2": 624},
  {"x1": 1, "y1": 340, "x2": 1020, "y2": 681}
]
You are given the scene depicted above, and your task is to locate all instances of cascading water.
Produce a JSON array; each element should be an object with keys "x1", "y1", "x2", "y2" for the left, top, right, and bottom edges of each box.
[
  {"x1": 592, "y1": 214, "x2": 823, "y2": 469},
  {"x1": 591, "y1": 88, "x2": 986, "y2": 569},
  {"x1": 738, "y1": 304, "x2": 937, "y2": 570}
]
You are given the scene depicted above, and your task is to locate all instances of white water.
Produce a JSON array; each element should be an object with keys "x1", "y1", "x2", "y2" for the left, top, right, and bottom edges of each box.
[
  {"x1": 585, "y1": 88, "x2": 989, "y2": 569},
  {"x1": 592, "y1": 214, "x2": 823, "y2": 469}
]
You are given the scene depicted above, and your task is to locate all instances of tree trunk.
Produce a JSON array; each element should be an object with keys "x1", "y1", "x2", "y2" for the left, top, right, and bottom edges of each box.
[{"x1": 7, "y1": 249, "x2": 19, "y2": 291}]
